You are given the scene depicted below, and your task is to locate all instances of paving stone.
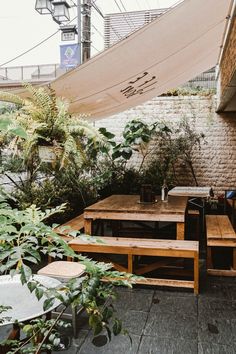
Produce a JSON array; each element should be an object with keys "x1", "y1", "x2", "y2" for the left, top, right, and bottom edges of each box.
[
  {"x1": 143, "y1": 311, "x2": 197, "y2": 340},
  {"x1": 198, "y1": 317, "x2": 235, "y2": 344},
  {"x1": 78, "y1": 333, "x2": 141, "y2": 354},
  {"x1": 2, "y1": 275, "x2": 236, "y2": 354},
  {"x1": 150, "y1": 294, "x2": 197, "y2": 316},
  {"x1": 198, "y1": 297, "x2": 236, "y2": 319},
  {"x1": 227, "y1": 285, "x2": 236, "y2": 301},
  {"x1": 199, "y1": 280, "x2": 232, "y2": 300},
  {"x1": 114, "y1": 287, "x2": 154, "y2": 312},
  {"x1": 138, "y1": 335, "x2": 197, "y2": 354},
  {"x1": 198, "y1": 341, "x2": 236, "y2": 354},
  {"x1": 115, "y1": 310, "x2": 148, "y2": 335}
]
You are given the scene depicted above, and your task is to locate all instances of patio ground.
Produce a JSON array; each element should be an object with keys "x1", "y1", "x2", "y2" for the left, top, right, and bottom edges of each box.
[
  {"x1": 1, "y1": 269, "x2": 236, "y2": 353},
  {"x1": 57, "y1": 270, "x2": 236, "y2": 353}
]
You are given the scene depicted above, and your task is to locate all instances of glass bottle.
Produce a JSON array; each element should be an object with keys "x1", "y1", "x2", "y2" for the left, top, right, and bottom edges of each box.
[{"x1": 161, "y1": 179, "x2": 168, "y2": 202}]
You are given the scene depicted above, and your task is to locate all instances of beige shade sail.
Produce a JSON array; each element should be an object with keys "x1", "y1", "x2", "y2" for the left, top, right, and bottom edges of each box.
[{"x1": 14, "y1": 0, "x2": 233, "y2": 120}]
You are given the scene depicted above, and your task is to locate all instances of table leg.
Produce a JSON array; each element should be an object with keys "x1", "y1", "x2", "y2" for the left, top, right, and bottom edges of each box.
[
  {"x1": 128, "y1": 254, "x2": 133, "y2": 273},
  {"x1": 233, "y1": 248, "x2": 236, "y2": 270},
  {"x1": 207, "y1": 247, "x2": 213, "y2": 269},
  {"x1": 194, "y1": 252, "x2": 199, "y2": 295},
  {"x1": 176, "y1": 223, "x2": 185, "y2": 240},
  {"x1": 84, "y1": 219, "x2": 92, "y2": 235}
]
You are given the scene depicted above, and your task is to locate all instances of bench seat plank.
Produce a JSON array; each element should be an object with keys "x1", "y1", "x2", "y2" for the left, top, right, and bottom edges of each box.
[
  {"x1": 206, "y1": 214, "x2": 236, "y2": 276},
  {"x1": 69, "y1": 237, "x2": 199, "y2": 294},
  {"x1": 206, "y1": 215, "x2": 236, "y2": 241},
  {"x1": 54, "y1": 214, "x2": 84, "y2": 237},
  {"x1": 69, "y1": 237, "x2": 198, "y2": 258}
]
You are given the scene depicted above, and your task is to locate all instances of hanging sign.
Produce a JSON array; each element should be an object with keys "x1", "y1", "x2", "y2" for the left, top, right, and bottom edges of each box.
[{"x1": 60, "y1": 44, "x2": 81, "y2": 69}]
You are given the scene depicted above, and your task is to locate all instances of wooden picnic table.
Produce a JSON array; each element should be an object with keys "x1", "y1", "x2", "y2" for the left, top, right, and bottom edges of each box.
[{"x1": 83, "y1": 194, "x2": 188, "y2": 240}]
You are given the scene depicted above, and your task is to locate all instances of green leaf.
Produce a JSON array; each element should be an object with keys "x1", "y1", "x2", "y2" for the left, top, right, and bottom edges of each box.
[
  {"x1": 35, "y1": 287, "x2": 44, "y2": 301},
  {"x1": 9, "y1": 127, "x2": 28, "y2": 139},
  {"x1": 113, "y1": 319, "x2": 122, "y2": 336},
  {"x1": 53, "y1": 337, "x2": 60, "y2": 347},
  {"x1": 43, "y1": 298, "x2": 55, "y2": 311},
  {"x1": 24, "y1": 256, "x2": 38, "y2": 264},
  {"x1": 103, "y1": 307, "x2": 113, "y2": 321},
  {"x1": 94, "y1": 321, "x2": 103, "y2": 336},
  {"x1": 98, "y1": 127, "x2": 115, "y2": 138},
  {"x1": 27, "y1": 281, "x2": 37, "y2": 293},
  {"x1": 22, "y1": 324, "x2": 33, "y2": 334},
  {"x1": 20, "y1": 263, "x2": 32, "y2": 284}
]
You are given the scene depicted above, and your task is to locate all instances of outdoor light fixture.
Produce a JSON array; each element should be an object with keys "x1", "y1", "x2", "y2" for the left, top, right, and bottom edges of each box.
[
  {"x1": 52, "y1": 1, "x2": 71, "y2": 23},
  {"x1": 60, "y1": 25, "x2": 78, "y2": 41},
  {"x1": 35, "y1": 0, "x2": 53, "y2": 15}
]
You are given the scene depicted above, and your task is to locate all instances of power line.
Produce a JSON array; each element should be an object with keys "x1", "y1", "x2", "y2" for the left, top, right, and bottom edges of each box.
[
  {"x1": 91, "y1": 44, "x2": 99, "y2": 52},
  {"x1": 0, "y1": 15, "x2": 78, "y2": 68},
  {"x1": 91, "y1": 2, "x2": 104, "y2": 18},
  {"x1": 92, "y1": 24, "x2": 104, "y2": 39},
  {"x1": 135, "y1": 0, "x2": 142, "y2": 10},
  {"x1": 113, "y1": 0, "x2": 135, "y2": 31},
  {"x1": 118, "y1": 0, "x2": 127, "y2": 12},
  {"x1": 0, "y1": 30, "x2": 60, "y2": 68},
  {"x1": 144, "y1": 0, "x2": 151, "y2": 9}
]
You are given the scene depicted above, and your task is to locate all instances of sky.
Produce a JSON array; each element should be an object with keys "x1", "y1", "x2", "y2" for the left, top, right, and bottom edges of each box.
[{"x1": 0, "y1": 0, "x2": 178, "y2": 68}]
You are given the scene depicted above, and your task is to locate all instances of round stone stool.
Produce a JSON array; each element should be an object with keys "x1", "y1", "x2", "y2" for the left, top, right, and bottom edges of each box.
[{"x1": 38, "y1": 261, "x2": 86, "y2": 339}]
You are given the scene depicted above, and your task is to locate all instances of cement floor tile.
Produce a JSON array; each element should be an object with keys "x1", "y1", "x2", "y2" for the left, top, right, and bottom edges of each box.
[
  {"x1": 78, "y1": 333, "x2": 140, "y2": 354},
  {"x1": 114, "y1": 288, "x2": 154, "y2": 312},
  {"x1": 154, "y1": 289, "x2": 194, "y2": 298},
  {"x1": 227, "y1": 285, "x2": 236, "y2": 301},
  {"x1": 198, "y1": 317, "x2": 235, "y2": 344},
  {"x1": 143, "y1": 312, "x2": 197, "y2": 340},
  {"x1": 200, "y1": 280, "x2": 232, "y2": 300},
  {"x1": 138, "y1": 335, "x2": 197, "y2": 354},
  {"x1": 114, "y1": 310, "x2": 148, "y2": 335},
  {"x1": 198, "y1": 341, "x2": 236, "y2": 354},
  {"x1": 198, "y1": 297, "x2": 236, "y2": 319},
  {"x1": 150, "y1": 294, "x2": 197, "y2": 316}
]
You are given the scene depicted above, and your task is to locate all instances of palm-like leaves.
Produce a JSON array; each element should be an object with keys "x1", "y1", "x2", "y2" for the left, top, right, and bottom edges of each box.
[{"x1": 0, "y1": 84, "x2": 106, "y2": 169}]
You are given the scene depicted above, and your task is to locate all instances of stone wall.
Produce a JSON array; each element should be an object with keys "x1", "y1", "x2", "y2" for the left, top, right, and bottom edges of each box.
[
  {"x1": 220, "y1": 16, "x2": 236, "y2": 95},
  {"x1": 94, "y1": 95, "x2": 236, "y2": 195}
]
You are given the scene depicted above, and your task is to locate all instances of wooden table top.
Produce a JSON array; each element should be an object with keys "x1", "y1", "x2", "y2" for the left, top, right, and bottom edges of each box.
[{"x1": 84, "y1": 195, "x2": 188, "y2": 222}]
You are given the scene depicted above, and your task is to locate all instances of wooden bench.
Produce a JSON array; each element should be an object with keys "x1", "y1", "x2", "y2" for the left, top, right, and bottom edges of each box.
[
  {"x1": 49, "y1": 214, "x2": 84, "y2": 262},
  {"x1": 206, "y1": 215, "x2": 236, "y2": 276},
  {"x1": 68, "y1": 237, "x2": 199, "y2": 294},
  {"x1": 54, "y1": 213, "x2": 84, "y2": 240}
]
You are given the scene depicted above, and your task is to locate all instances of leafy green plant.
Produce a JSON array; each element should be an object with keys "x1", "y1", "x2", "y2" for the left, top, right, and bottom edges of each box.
[
  {"x1": 0, "y1": 84, "x2": 105, "y2": 169},
  {"x1": 0, "y1": 194, "x2": 136, "y2": 352}
]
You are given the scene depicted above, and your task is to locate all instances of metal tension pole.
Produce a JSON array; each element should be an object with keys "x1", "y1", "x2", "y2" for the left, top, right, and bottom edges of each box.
[
  {"x1": 77, "y1": 0, "x2": 82, "y2": 64},
  {"x1": 82, "y1": 0, "x2": 92, "y2": 63}
]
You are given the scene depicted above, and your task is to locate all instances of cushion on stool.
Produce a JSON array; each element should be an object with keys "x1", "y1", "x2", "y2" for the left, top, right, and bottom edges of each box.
[{"x1": 38, "y1": 261, "x2": 86, "y2": 281}]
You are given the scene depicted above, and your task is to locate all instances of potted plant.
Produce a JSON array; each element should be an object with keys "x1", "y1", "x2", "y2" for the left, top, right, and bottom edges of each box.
[{"x1": 0, "y1": 84, "x2": 105, "y2": 168}]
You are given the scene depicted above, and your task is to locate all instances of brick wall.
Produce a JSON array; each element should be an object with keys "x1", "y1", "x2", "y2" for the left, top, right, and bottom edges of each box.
[
  {"x1": 94, "y1": 95, "x2": 236, "y2": 195},
  {"x1": 220, "y1": 16, "x2": 236, "y2": 95}
]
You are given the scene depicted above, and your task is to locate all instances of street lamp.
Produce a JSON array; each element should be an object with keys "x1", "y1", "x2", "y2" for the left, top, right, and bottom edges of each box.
[
  {"x1": 34, "y1": 0, "x2": 92, "y2": 65},
  {"x1": 52, "y1": 1, "x2": 71, "y2": 23},
  {"x1": 35, "y1": 0, "x2": 53, "y2": 14}
]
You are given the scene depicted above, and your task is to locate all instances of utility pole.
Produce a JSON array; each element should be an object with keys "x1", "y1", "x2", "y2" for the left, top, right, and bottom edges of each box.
[{"x1": 82, "y1": 0, "x2": 92, "y2": 63}]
